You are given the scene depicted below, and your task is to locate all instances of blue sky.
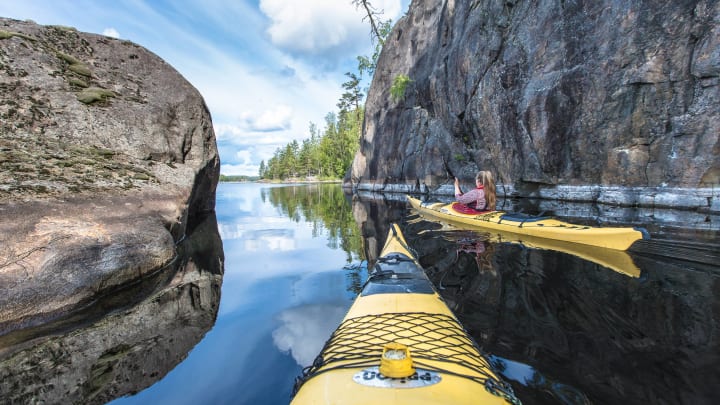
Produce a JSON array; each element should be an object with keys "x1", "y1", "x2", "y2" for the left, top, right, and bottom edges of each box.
[{"x1": 0, "y1": 1, "x2": 410, "y2": 176}]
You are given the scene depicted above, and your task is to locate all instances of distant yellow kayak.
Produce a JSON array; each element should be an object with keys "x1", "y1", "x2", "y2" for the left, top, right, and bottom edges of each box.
[
  {"x1": 291, "y1": 224, "x2": 520, "y2": 405},
  {"x1": 407, "y1": 196, "x2": 648, "y2": 251},
  {"x1": 407, "y1": 215, "x2": 642, "y2": 278}
]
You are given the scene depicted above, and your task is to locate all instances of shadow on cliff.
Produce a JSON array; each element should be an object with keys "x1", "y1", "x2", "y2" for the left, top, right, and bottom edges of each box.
[{"x1": 0, "y1": 212, "x2": 224, "y2": 404}]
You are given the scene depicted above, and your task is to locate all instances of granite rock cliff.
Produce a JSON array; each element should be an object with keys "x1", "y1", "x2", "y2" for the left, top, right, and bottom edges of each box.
[
  {"x1": 348, "y1": 0, "x2": 719, "y2": 212},
  {"x1": 0, "y1": 18, "x2": 220, "y2": 331}
]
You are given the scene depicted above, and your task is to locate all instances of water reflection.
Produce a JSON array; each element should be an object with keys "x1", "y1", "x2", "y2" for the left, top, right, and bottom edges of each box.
[
  {"x1": 0, "y1": 213, "x2": 224, "y2": 405},
  {"x1": 3, "y1": 183, "x2": 715, "y2": 404},
  {"x1": 408, "y1": 215, "x2": 643, "y2": 278},
  {"x1": 488, "y1": 356, "x2": 591, "y2": 405},
  {"x1": 261, "y1": 184, "x2": 367, "y2": 296},
  {"x1": 192, "y1": 183, "x2": 366, "y2": 404},
  {"x1": 261, "y1": 184, "x2": 370, "y2": 366},
  {"x1": 263, "y1": 184, "x2": 364, "y2": 261},
  {"x1": 351, "y1": 191, "x2": 719, "y2": 405},
  {"x1": 272, "y1": 304, "x2": 350, "y2": 366}
]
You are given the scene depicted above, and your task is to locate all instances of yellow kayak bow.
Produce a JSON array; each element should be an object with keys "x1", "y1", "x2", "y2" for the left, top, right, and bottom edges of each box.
[{"x1": 291, "y1": 224, "x2": 520, "y2": 405}]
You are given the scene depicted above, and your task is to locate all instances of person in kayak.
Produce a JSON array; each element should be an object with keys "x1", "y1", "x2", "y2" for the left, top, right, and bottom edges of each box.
[{"x1": 454, "y1": 170, "x2": 496, "y2": 211}]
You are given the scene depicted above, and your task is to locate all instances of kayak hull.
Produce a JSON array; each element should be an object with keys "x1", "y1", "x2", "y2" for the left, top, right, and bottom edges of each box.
[
  {"x1": 407, "y1": 196, "x2": 647, "y2": 251},
  {"x1": 291, "y1": 224, "x2": 517, "y2": 405}
]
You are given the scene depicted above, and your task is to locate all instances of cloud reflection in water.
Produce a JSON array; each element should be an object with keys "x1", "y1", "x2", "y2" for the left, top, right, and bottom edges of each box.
[{"x1": 272, "y1": 304, "x2": 348, "y2": 366}]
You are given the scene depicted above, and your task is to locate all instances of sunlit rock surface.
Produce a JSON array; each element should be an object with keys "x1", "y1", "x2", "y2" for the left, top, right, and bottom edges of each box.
[
  {"x1": 0, "y1": 214, "x2": 223, "y2": 405},
  {"x1": 348, "y1": 0, "x2": 719, "y2": 212},
  {"x1": 0, "y1": 18, "x2": 219, "y2": 331}
]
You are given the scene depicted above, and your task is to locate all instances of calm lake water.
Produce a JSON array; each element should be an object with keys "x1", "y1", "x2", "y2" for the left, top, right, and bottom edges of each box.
[{"x1": 1, "y1": 182, "x2": 718, "y2": 405}]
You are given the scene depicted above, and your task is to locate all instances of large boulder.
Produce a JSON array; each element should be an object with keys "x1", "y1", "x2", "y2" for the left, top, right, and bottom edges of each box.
[
  {"x1": 0, "y1": 18, "x2": 220, "y2": 331},
  {"x1": 348, "y1": 0, "x2": 719, "y2": 212}
]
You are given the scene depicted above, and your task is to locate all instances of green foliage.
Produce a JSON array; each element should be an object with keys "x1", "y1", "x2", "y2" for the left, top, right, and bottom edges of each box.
[
  {"x1": 337, "y1": 72, "x2": 363, "y2": 113},
  {"x1": 260, "y1": 105, "x2": 363, "y2": 181},
  {"x1": 357, "y1": 19, "x2": 393, "y2": 80},
  {"x1": 49, "y1": 25, "x2": 78, "y2": 32},
  {"x1": 77, "y1": 87, "x2": 115, "y2": 104},
  {"x1": 264, "y1": 184, "x2": 365, "y2": 265},
  {"x1": 68, "y1": 63, "x2": 92, "y2": 77},
  {"x1": 390, "y1": 74, "x2": 412, "y2": 102},
  {"x1": 57, "y1": 52, "x2": 81, "y2": 65},
  {"x1": 454, "y1": 153, "x2": 466, "y2": 162},
  {"x1": 0, "y1": 30, "x2": 35, "y2": 41},
  {"x1": 69, "y1": 77, "x2": 89, "y2": 88},
  {"x1": 57, "y1": 52, "x2": 92, "y2": 77}
]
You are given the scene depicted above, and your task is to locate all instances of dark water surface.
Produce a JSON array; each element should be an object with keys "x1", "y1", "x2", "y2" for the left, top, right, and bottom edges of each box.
[{"x1": 1, "y1": 182, "x2": 718, "y2": 404}]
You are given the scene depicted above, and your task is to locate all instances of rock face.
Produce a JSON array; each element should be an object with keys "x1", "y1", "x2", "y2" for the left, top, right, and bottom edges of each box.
[
  {"x1": 348, "y1": 0, "x2": 719, "y2": 212},
  {"x1": 0, "y1": 214, "x2": 224, "y2": 404},
  {"x1": 0, "y1": 19, "x2": 220, "y2": 331}
]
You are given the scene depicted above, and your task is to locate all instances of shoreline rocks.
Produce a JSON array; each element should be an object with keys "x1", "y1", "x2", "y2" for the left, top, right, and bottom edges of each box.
[{"x1": 0, "y1": 18, "x2": 220, "y2": 332}]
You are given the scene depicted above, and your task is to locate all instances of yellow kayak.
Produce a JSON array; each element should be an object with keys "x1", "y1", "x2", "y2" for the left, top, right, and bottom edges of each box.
[
  {"x1": 291, "y1": 224, "x2": 520, "y2": 405},
  {"x1": 408, "y1": 217, "x2": 642, "y2": 278},
  {"x1": 407, "y1": 196, "x2": 648, "y2": 251}
]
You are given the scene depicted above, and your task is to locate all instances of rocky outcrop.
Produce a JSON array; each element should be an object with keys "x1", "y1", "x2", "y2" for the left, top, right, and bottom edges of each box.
[
  {"x1": 348, "y1": 0, "x2": 719, "y2": 212},
  {"x1": 0, "y1": 214, "x2": 223, "y2": 404},
  {"x1": 0, "y1": 18, "x2": 220, "y2": 331}
]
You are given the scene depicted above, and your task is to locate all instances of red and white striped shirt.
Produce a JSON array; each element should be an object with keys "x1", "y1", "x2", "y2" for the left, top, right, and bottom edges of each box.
[{"x1": 455, "y1": 185, "x2": 487, "y2": 210}]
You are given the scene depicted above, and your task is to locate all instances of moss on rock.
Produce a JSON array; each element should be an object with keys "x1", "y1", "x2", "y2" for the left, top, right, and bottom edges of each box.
[
  {"x1": 57, "y1": 52, "x2": 81, "y2": 65},
  {"x1": 69, "y1": 77, "x2": 89, "y2": 88},
  {"x1": 68, "y1": 63, "x2": 92, "y2": 77},
  {"x1": 77, "y1": 87, "x2": 115, "y2": 104}
]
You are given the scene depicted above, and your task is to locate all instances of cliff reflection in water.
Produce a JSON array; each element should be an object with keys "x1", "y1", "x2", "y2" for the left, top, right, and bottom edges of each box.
[
  {"x1": 263, "y1": 184, "x2": 366, "y2": 292},
  {"x1": 352, "y1": 191, "x2": 719, "y2": 405},
  {"x1": 0, "y1": 214, "x2": 224, "y2": 405}
]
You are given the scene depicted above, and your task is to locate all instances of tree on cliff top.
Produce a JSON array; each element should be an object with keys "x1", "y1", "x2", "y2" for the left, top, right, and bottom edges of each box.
[{"x1": 353, "y1": 0, "x2": 393, "y2": 81}]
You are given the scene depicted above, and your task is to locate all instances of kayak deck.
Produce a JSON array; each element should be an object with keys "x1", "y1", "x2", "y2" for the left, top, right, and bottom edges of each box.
[
  {"x1": 291, "y1": 224, "x2": 518, "y2": 405},
  {"x1": 408, "y1": 196, "x2": 648, "y2": 251}
]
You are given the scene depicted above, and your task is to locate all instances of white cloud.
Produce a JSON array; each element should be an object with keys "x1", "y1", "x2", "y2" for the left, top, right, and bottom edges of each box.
[
  {"x1": 260, "y1": 0, "x2": 362, "y2": 55},
  {"x1": 102, "y1": 27, "x2": 120, "y2": 38},
  {"x1": 272, "y1": 304, "x2": 348, "y2": 366},
  {"x1": 259, "y1": 0, "x2": 402, "y2": 59},
  {"x1": 221, "y1": 163, "x2": 262, "y2": 177},
  {"x1": 239, "y1": 105, "x2": 293, "y2": 132},
  {"x1": 234, "y1": 149, "x2": 253, "y2": 164}
]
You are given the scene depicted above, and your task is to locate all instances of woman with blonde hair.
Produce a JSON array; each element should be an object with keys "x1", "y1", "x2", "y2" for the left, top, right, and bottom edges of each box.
[{"x1": 454, "y1": 170, "x2": 496, "y2": 211}]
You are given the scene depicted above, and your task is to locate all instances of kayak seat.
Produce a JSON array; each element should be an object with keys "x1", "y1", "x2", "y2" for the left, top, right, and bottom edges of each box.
[
  {"x1": 362, "y1": 253, "x2": 436, "y2": 296},
  {"x1": 451, "y1": 202, "x2": 491, "y2": 215},
  {"x1": 499, "y1": 212, "x2": 552, "y2": 223}
]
